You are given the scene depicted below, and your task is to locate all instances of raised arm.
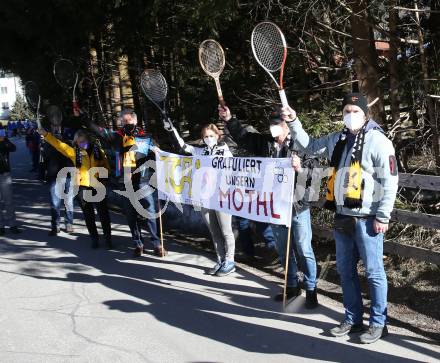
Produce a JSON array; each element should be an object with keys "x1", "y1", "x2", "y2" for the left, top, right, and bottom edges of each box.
[
  {"x1": 286, "y1": 119, "x2": 340, "y2": 160},
  {"x1": 219, "y1": 106, "x2": 271, "y2": 155},
  {"x1": 40, "y1": 131, "x2": 75, "y2": 162},
  {"x1": 89, "y1": 122, "x2": 121, "y2": 150},
  {"x1": 165, "y1": 121, "x2": 205, "y2": 156}
]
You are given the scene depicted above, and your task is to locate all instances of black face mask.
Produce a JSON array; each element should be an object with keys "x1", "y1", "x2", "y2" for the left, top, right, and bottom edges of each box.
[{"x1": 123, "y1": 124, "x2": 136, "y2": 135}]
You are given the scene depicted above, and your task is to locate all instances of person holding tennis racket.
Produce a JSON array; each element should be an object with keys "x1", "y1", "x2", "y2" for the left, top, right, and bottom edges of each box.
[
  {"x1": 218, "y1": 106, "x2": 319, "y2": 306},
  {"x1": 40, "y1": 125, "x2": 75, "y2": 236},
  {"x1": 38, "y1": 127, "x2": 112, "y2": 249},
  {"x1": 90, "y1": 109, "x2": 166, "y2": 258},
  {"x1": 164, "y1": 120, "x2": 237, "y2": 277},
  {"x1": 284, "y1": 93, "x2": 398, "y2": 344}
]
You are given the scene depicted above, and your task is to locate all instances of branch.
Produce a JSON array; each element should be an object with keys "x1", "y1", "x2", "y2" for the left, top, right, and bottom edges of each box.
[{"x1": 394, "y1": 6, "x2": 440, "y2": 14}]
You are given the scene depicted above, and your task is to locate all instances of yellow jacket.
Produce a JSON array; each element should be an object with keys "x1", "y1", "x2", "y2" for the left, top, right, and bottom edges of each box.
[{"x1": 44, "y1": 133, "x2": 110, "y2": 187}]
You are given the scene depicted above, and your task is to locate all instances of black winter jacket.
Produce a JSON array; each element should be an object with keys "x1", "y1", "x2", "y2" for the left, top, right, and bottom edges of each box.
[
  {"x1": 41, "y1": 140, "x2": 74, "y2": 181},
  {"x1": 0, "y1": 138, "x2": 16, "y2": 174},
  {"x1": 226, "y1": 117, "x2": 319, "y2": 214}
]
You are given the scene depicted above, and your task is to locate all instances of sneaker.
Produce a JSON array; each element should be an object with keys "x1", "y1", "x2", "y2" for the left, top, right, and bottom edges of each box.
[
  {"x1": 9, "y1": 226, "x2": 22, "y2": 234},
  {"x1": 154, "y1": 246, "x2": 167, "y2": 257},
  {"x1": 0, "y1": 227, "x2": 5, "y2": 236},
  {"x1": 49, "y1": 227, "x2": 60, "y2": 236},
  {"x1": 206, "y1": 262, "x2": 222, "y2": 275},
  {"x1": 65, "y1": 224, "x2": 74, "y2": 234},
  {"x1": 330, "y1": 321, "x2": 364, "y2": 337},
  {"x1": 216, "y1": 261, "x2": 236, "y2": 277},
  {"x1": 360, "y1": 325, "x2": 388, "y2": 344},
  {"x1": 305, "y1": 288, "x2": 319, "y2": 309},
  {"x1": 273, "y1": 286, "x2": 301, "y2": 302}
]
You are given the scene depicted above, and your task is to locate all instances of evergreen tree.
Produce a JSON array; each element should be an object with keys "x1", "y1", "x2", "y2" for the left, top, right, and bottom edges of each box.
[{"x1": 9, "y1": 93, "x2": 35, "y2": 121}]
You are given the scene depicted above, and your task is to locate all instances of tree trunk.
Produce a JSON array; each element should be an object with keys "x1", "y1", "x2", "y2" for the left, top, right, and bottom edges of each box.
[
  {"x1": 118, "y1": 54, "x2": 134, "y2": 109},
  {"x1": 348, "y1": 0, "x2": 387, "y2": 124},
  {"x1": 88, "y1": 32, "x2": 105, "y2": 123},
  {"x1": 389, "y1": 0, "x2": 400, "y2": 127},
  {"x1": 414, "y1": 1, "x2": 440, "y2": 174},
  {"x1": 111, "y1": 66, "x2": 122, "y2": 129}
]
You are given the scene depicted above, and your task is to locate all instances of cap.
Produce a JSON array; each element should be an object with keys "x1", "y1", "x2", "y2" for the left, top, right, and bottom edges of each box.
[
  {"x1": 269, "y1": 107, "x2": 283, "y2": 125},
  {"x1": 342, "y1": 92, "x2": 368, "y2": 115}
]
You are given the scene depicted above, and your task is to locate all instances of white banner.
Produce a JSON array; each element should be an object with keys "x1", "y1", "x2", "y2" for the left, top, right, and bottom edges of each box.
[{"x1": 155, "y1": 149, "x2": 295, "y2": 227}]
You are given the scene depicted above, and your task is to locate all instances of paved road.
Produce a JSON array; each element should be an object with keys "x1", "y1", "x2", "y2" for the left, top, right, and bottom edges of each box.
[{"x1": 0, "y1": 138, "x2": 439, "y2": 363}]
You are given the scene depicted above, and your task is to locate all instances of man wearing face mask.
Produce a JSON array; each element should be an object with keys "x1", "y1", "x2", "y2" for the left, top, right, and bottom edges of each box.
[
  {"x1": 285, "y1": 92, "x2": 398, "y2": 344},
  {"x1": 91, "y1": 109, "x2": 165, "y2": 257},
  {"x1": 0, "y1": 126, "x2": 21, "y2": 235},
  {"x1": 218, "y1": 106, "x2": 319, "y2": 308}
]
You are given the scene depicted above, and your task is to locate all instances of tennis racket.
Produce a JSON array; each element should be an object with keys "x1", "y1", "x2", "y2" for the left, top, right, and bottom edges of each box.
[
  {"x1": 199, "y1": 39, "x2": 226, "y2": 107},
  {"x1": 24, "y1": 81, "x2": 42, "y2": 129},
  {"x1": 251, "y1": 22, "x2": 289, "y2": 108},
  {"x1": 53, "y1": 58, "x2": 80, "y2": 116},
  {"x1": 140, "y1": 69, "x2": 173, "y2": 131}
]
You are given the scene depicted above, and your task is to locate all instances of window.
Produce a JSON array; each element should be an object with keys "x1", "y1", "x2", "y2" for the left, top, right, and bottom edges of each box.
[
  {"x1": 2, "y1": 102, "x2": 9, "y2": 110},
  {"x1": 0, "y1": 87, "x2": 7, "y2": 94}
]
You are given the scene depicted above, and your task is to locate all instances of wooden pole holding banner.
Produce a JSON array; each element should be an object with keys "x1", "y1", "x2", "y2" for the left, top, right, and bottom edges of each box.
[
  {"x1": 157, "y1": 197, "x2": 165, "y2": 257},
  {"x1": 283, "y1": 157, "x2": 297, "y2": 308},
  {"x1": 282, "y1": 226, "x2": 293, "y2": 308}
]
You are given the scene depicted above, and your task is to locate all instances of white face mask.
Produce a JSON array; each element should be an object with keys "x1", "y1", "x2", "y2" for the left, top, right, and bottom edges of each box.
[
  {"x1": 343, "y1": 112, "x2": 365, "y2": 131},
  {"x1": 204, "y1": 136, "x2": 217, "y2": 148},
  {"x1": 270, "y1": 125, "x2": 283, "y2": 138}
]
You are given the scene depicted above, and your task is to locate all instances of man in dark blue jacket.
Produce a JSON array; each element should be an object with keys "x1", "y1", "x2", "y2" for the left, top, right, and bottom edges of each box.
[
  {"x1": 91, "y1": 109, "x2": 165, "y2": 257},
  {"x1": 219, "y1": 106, "x2": 319, "y2": 308}
]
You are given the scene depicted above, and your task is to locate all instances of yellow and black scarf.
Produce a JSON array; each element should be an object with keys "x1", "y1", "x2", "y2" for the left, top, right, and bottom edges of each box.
[
  {"x1": 75, "y1": 143, "x2": 102, "y2": 168},
  {"x1": 324, "y1": 123, "x2": 367, "y2": 210}
]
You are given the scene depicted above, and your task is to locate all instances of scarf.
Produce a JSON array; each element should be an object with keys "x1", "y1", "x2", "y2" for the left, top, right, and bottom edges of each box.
[
  {"x1": 75, "y1": 144, "x2": 102, "y2": 168},
  {"x1": 324, "y1": 122, "x2": 367, "y2": 210}
]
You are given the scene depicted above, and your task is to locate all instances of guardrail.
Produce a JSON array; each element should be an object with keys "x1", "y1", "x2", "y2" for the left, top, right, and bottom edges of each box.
[{"x1": 313, "y1": 172, "x2": 440, "y2": 265}]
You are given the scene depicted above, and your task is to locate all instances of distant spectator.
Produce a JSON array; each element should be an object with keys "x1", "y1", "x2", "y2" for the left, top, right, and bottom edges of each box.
[
  {"x1": 0, "y1": 126, "x2": 21, "y2": 235},
  {"x1": 25, "y1": 125, "x2": 41, "y2": 172}
]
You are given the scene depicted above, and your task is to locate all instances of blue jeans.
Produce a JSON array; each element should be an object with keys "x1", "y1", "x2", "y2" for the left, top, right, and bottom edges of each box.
[
  {"x1": 272, "y1": 208, "x2": 316, "y2": 290},
  {"x1": 49, "y1": 177, "x2": 74, "y2": 229},
  {"x1": 237, "y1": 217, "x2": 276, "y2": 256},
  {"x1": 123, "y1": 182, "x2": 160, "y2": 248},
  {"x1": 334, "y1": 215, "x2": 387, "y2": 327}
]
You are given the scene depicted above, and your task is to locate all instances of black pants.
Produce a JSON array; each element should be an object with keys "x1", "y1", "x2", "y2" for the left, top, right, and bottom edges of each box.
[{"x1": 76, "y1": 186, "x2": 111, "y2": 242}]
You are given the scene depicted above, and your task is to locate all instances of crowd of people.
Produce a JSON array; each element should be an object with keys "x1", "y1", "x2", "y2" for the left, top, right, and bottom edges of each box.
[{"x1": 0, "y1": 92, "x2": 398, "y2": 345}]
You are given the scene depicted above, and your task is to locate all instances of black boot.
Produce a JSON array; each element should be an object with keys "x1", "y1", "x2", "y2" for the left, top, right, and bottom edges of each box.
[
  {"x1": 305, "y1": 288, "x2": 319, "y2": 309},
  {"x1": 273, "y1": 286, "x2": 301, "y2": 302}
]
